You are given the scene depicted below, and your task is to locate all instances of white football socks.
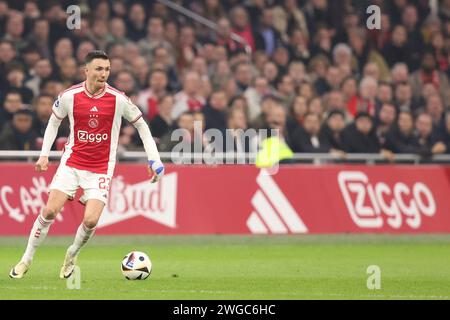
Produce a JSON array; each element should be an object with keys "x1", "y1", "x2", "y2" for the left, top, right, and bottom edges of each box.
[
  {"x1": 21, "y1": 213, "x2": 54, "y2": 264},
  {"x1": 67, "y1": 223, "x2": 96, "y2": 257}
]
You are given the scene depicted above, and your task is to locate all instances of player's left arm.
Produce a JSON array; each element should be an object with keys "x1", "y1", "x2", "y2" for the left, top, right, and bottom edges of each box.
[{"x1": 122, "y1": 96, "x2": 164, "y2": 183}]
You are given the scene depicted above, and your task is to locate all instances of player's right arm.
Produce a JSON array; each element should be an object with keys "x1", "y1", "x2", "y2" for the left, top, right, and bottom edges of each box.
[{"x1": 35, "y1": 95, "x2": 68, "y2": 172}]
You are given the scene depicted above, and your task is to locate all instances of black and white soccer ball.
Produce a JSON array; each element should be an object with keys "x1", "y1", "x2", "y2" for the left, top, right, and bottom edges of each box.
[{"x1": 121, "y1": 251, "x2": 152, "y2": 280}]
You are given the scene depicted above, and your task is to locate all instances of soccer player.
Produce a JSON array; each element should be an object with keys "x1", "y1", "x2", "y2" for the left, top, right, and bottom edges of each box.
[{"x1": 9, "y1": 51, "x2": 164, "y2": 279}]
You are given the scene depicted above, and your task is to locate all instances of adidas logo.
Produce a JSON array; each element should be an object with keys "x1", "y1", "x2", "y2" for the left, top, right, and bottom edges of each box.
[
  {"x1": 90, "y1": 106, "x2": 99, "y2": 112},
  {"x1": 246, "y1": 170, "x2": 308, "y2": 234}
]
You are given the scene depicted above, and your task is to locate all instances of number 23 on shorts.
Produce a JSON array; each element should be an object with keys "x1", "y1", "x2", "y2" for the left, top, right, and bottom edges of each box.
[{"x1": 98, "y1": 177, "x2": 111, "y2": 191}]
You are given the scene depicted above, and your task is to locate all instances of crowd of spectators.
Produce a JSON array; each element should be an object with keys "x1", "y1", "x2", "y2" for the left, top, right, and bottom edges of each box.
[{"x1": 2, "y1": 0, "x2": 450, "y2": 161}]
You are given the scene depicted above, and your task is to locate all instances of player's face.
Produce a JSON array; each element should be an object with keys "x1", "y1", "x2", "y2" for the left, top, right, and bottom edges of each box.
[{"x1": 85, "y1": 58, "x2": 111, "y2": 88}]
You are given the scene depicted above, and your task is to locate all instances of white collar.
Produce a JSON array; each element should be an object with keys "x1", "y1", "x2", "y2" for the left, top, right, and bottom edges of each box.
[{"x1": 83, "y1": 81, "x2": 107, "y2": 99}]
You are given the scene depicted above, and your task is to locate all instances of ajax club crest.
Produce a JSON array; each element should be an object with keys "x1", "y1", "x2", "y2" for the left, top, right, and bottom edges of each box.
[{"x1": 88, "y1": 118, "x2": 99, "y2": 128}]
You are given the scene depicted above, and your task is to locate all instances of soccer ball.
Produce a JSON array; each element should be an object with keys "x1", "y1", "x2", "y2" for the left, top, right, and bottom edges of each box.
[{"x1": 121, "y1": 251, "x2": 152, "y2": 280}]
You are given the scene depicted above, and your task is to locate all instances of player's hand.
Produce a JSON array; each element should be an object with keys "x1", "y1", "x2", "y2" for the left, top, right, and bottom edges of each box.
[
  {"x1": 148, "y1": 160, "x2": 164, "y2": 183},
  {"x1": 35, "y1": 156, "x2": 49, "y2": 172}
]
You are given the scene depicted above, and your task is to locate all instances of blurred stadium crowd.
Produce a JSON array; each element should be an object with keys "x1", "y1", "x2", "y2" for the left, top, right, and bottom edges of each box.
[{"x1": 2, "y1": 0, "x2": 450, "y2": 160}]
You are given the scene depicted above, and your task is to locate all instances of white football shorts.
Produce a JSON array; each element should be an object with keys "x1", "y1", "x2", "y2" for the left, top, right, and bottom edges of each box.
[{"x1": 50, "y1": 164, "x2": 111, "y2": 205}]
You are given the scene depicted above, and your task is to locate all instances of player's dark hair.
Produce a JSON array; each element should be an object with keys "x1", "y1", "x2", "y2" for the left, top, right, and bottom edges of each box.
[{"x1": 84, "y1": 50, "x2": 109, "y2": 65}]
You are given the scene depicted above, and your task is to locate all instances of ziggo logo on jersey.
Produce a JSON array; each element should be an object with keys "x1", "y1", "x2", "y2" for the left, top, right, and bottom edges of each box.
[{"x1": 77, "y1": 130, "x2": 108, "y2": 143}]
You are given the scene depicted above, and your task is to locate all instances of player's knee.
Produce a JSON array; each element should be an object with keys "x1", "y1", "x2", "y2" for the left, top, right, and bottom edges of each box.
[
  {"x1": 42, "y1": 206, "x2": 59, "y2": 220},
  {"x1": 83, "y1": 218, "x2": 98, "y2": 229}
]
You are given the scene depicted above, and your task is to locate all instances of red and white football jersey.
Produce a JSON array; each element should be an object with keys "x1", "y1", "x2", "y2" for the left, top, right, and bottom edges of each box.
[{"x1": 52, "y1": 82, "x2": 142, "y2": 176}]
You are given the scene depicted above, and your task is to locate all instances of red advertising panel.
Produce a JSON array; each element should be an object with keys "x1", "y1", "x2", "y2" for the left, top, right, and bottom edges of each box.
[{"x1": 1, "y1": 163, "x2": 450, "y2": 235}]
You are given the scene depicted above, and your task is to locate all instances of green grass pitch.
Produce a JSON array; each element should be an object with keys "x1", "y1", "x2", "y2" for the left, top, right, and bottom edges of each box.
[{"x1": 0, "y1": 235, "x2": 449, "y2": 300}]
